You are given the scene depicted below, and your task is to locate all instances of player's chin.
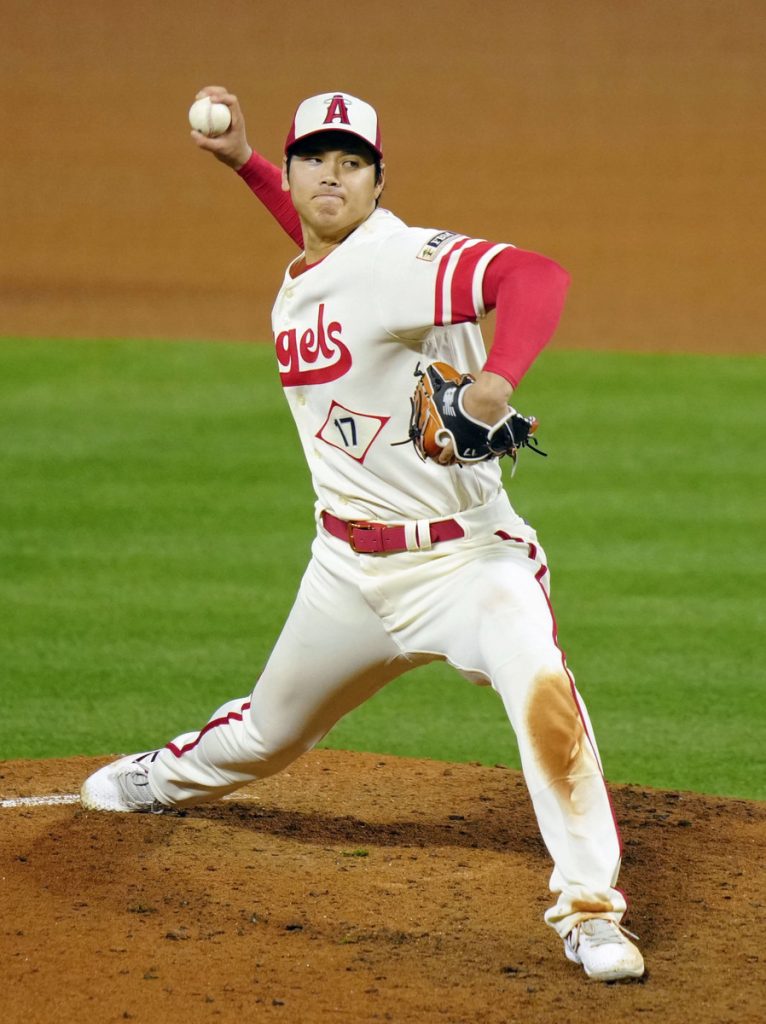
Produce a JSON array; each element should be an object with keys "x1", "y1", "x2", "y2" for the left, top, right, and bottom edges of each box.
[
  {"x1": 306, "y1": 201, "x2": 342, "y2": 222},
  {"x1": 312, "y1": 196, "x2": 345, "y2": 212}
]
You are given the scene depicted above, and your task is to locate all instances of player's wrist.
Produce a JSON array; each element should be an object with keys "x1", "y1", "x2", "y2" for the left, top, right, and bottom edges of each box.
[
  {"x1": 463, "y1": 372, "x2": 513, "y2": 425},
  {"x1": 231, "y1": 144, "x2": 254, "y2": 172},
  {"x1": 474, "y1": 369, "x2": 514, "y2": 401}
]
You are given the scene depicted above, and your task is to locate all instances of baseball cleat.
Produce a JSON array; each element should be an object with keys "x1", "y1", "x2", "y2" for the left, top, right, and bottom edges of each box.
[
  {"x1": 564, "y1": 918, "x2": 645, "y2": 981},
  {"x1": 80, "y1": 751, "x2": 169, "y2": 813}
]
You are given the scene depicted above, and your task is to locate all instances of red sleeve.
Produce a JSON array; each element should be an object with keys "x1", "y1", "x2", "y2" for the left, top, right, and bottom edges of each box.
[
  {"x1": 481, "y1": 247, "x2": 570, "y2": 388},
  {"x1": 436, "y1": 241, "x2": 570, "y2": 388},
  {"x1": 236, "y1": 151, "x2": 303, "y2": 249}
]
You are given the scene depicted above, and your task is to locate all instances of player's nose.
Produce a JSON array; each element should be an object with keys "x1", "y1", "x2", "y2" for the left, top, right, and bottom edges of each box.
[{"x1": 320, "y1": 157, "x2": 343, "y2": 185}]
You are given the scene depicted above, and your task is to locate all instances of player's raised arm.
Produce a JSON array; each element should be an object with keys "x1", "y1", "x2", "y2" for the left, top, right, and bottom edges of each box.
[
  {"x1": 190, "y1": 85, "x2": 303, "y2": 248},
  {"x1": 189, "y1": 86, "x2": 252, "y2": 168},
  {"x1": 236, "y1": 152, "x2": 303, "y2": 248}
]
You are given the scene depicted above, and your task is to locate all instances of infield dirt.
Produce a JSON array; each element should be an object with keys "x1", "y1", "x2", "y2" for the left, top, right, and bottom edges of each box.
[{"x1": 2, "y1": 750, "x2": 763, "y2": 1024}]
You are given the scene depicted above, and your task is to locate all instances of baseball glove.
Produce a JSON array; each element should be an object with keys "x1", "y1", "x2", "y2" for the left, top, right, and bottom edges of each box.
[{"x1": 407, "y1": 361, "x2": 545, "y2": 465}]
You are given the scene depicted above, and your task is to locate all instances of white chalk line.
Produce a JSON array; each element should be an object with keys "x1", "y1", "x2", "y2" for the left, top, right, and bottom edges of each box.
[
  {"x1": 1, "y1": 793, "x2": 80, "y2": 809},
  {"x1": 0, "y1": 792, "x2": 259, "y2": 810}
]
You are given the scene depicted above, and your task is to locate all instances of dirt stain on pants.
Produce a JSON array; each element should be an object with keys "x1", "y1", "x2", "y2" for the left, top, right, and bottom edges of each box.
[{"x1": 525, "y1": 670, "x2": 588, "y2": 799}]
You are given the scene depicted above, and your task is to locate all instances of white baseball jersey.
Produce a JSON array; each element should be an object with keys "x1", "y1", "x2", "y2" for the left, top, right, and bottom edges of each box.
[
  {"x1": 271, "y1": 208, "x2": 513, "y2": 523},
  {"x1": 82, "y1": 143, "x2": 632, "y2": 952}
]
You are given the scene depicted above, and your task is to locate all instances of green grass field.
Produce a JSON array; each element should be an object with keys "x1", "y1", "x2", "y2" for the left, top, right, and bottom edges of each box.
[{"x1": 1, "y1": 337, "x2": 764, "y2": 799}]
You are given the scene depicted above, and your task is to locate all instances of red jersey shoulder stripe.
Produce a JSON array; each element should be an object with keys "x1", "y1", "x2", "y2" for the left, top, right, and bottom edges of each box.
[
  {"x1": 450, "y1": 242, "x2": 510, "y2": 322},
  {"x1": 434, "y1": 236, "x2": 470, "y2": 326},
  {"x1": 434, "y1": 238, "x2": 510, "y2": 326}
]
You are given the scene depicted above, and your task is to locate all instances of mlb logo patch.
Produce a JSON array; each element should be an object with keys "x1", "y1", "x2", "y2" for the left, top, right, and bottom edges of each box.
[{"x1": 416, "y1": 230, "x2": 458, "y2": 262}]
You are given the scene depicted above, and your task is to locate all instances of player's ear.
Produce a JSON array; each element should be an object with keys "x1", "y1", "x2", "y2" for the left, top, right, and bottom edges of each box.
[
  {"x1": 281, "y1": 156, "x2": 290, "y2": 192},
  {"x1": 374, "y1": 162, "x2": 386, "y2": 199}
]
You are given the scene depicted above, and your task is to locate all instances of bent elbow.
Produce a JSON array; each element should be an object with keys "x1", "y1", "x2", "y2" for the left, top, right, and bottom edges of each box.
[{"x1": 542, "y1": 256, "x2": 571, "y2": 296}]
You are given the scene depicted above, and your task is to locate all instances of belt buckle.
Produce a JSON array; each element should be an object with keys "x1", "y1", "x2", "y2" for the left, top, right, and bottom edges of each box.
[{"x1": 347, "y1": 520, "x2": 382, "y2": 554}]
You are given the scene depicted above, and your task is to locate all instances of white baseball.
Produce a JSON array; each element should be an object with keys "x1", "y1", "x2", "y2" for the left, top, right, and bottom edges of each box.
[{"x1": 188, "y1": 97, "x2": 232, "y2": 137}]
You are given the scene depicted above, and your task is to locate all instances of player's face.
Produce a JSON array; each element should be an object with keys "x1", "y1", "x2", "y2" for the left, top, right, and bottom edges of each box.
[{"x1": 283, "y1": 148, "x2": 384, "y2": 242}]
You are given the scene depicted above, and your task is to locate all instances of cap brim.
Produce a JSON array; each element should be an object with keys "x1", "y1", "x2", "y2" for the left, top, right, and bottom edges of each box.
[{"x1": 286, "y1": 130, "x2": 382, "y2": 158}]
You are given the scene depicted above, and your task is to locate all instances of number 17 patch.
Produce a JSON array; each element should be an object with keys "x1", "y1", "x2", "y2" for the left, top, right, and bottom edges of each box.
[{"x1": 316, "y1": 400, "x2": 390, "y2": 463}]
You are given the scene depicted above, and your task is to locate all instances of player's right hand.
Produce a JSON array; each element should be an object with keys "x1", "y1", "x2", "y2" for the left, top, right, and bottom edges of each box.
[{"x1": 190, "y1": 85, "x2": 253, "y2": 171}]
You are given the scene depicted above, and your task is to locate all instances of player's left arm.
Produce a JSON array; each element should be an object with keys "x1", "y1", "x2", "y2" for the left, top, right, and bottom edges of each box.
[
  {"x1": 375, "y1": 233, "x2": 570, "y2": 464},
  {"x1": 377, "y1": 234, "x2": 569, "y2": 395},
  {"x1": 460, "y1": 246, "x2": 571, "y2": 427}
]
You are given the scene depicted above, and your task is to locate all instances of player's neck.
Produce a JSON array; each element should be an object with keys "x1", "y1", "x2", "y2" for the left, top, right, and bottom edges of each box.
[
  {"x1": 301, "y1": 234, "x2": 344, "y2": 266},
  {"x1": 299, "y1": 210, "x2": 374, "y2": 265}
]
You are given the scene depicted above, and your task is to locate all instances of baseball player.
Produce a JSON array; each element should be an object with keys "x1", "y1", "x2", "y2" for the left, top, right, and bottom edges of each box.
[{"x1": 81, "y1": 88, "x2": 644, "y2": 982}]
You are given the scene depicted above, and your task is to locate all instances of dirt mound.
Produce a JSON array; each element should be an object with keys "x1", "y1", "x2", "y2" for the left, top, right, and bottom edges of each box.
[{"x1": 1, "y1": 750, "x2": 763, "y2": 1023}]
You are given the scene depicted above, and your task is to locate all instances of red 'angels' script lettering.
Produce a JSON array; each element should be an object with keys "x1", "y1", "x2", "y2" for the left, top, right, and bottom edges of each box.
[
  {"x1": 275, "y1": 303, "x2": 352, "y2": 387},
  {"x1": 323, "y1": 94, "x2": 351, "y2": 125}
]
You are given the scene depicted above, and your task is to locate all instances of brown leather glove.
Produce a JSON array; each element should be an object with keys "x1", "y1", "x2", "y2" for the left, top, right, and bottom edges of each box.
[{"x1": 407, "y1": 362, "x2": 545, "y2": 465}]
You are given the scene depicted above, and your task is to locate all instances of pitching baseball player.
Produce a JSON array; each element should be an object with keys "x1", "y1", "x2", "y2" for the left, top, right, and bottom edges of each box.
[{"x1": 81, "y1": 88, "x2": 644, "y2": 982}]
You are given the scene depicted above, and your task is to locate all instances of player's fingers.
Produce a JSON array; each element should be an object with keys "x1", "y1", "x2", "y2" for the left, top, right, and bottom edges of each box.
[
  {"x1": 436, "y1": 440, "x2": 456, "y2": 465},
  {"x1": 218, "y1": 95, "x2": 242, "y2": 126},
  {"x1": 190, "y1": 129, "x2": 226, "y2": 150},
  {"x1": 204, "y1": 92, "x2": 239, "y2": 110},
  {"x1": 194, "y1": 87, "x2": 241, "y2": 117},
  {"x1": 190, "y1": 129, "x2": 250, "y2": 169},
  {"x1": 195, "y1": 85, "x2": 229, "y2": 100},
  {"x1": 193, "y1": 92, "x2": 244, "y2": 135}
]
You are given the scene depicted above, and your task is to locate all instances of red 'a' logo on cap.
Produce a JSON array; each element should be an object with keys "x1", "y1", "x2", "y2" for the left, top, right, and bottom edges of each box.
[{"x1": 323, "y1": 94, "x2": 351, "y2": 125}]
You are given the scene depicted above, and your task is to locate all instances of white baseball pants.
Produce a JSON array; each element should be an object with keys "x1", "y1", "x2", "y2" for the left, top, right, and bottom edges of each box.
[{"x1": 147, "y1": 491, "x2": 627, "y2": 937}]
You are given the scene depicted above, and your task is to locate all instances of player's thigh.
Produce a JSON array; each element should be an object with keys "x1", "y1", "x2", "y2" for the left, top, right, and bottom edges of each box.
[
  {"x1": 431, "y1": 541, "x2": 563, "y2": 683},
  {"x1": 248, "y1": 558, "x2": 406, "y2": 746}
]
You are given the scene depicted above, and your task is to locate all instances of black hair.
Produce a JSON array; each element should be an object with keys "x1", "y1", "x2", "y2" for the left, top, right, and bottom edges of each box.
[{"x1": 286, "y1": 129, "x2": 383, "y2": 185}]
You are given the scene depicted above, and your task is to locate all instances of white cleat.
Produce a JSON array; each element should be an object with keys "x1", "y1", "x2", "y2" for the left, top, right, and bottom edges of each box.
[
  {"x1": 564, "y1": 918, "x2": 645, "y2": 981},
  {"x1": 80, "y1": 751, "x2": 170, "y2": 813}
]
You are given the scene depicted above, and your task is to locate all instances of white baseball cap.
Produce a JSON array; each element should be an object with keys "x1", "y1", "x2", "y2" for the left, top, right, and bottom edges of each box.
[{"x1": 285, "y1": 91, "x2": 383, "y2": 158}]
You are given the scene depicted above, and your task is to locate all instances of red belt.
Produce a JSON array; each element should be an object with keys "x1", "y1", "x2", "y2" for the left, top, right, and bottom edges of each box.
[{"x1": 321, "y1": 510, "x2": 465, "y2": 554}]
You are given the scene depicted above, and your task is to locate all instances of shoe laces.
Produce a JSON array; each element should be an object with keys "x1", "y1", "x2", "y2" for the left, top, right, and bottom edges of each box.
[
  {"x1": 125, "y1": 766, "x2": 150, "y2": 791},
  {"x1": 578, "y1": 919, "x2": 640, "y2": 947},
  {"x1": 120, "y1": 764, "x2": 166, "y2": 813}
]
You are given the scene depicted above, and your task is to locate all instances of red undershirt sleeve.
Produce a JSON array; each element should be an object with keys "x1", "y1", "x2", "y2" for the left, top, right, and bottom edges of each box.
[
  {"x1": 480, "y1": 247, "x2": 571, "y2": 388},
  {"x1": 236, "y1": 151, "x2": 304, "y2": 249}
]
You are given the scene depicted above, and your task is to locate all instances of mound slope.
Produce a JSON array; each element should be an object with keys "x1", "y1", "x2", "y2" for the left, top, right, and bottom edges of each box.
[{"x1": 1, "y1": 750, "x2": 763, "y2": 1024}]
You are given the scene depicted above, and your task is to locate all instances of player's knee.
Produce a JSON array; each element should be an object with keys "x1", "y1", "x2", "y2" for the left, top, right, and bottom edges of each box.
[
  {"x1": 524, "y1": 670, "x2": 587, "y2": 785},
  {"x1": 243, "y1": 705, "x2": 317, "y2": 776}
]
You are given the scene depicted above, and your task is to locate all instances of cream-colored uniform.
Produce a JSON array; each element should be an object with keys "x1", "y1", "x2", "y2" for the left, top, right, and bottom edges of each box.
[{"x1": 147, "y1": 208, "x2": 626, "y2": 937}]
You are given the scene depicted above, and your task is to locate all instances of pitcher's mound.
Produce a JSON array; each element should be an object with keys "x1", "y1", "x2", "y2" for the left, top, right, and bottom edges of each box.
[{"x1": 1, "y1": 750, "x2": 763, "y2": 1023}]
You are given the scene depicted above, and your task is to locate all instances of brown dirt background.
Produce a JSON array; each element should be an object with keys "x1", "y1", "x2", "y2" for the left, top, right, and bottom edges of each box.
[
  {"x1": 2, "y1": 0, "x2": 765, "y2": 353},
  {"x1": 2, "y1": 4, "x2": 765, "y2": 1022},
  {"x1": 1, "y1": 751, "x2": 764, "y2": 1024}
]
